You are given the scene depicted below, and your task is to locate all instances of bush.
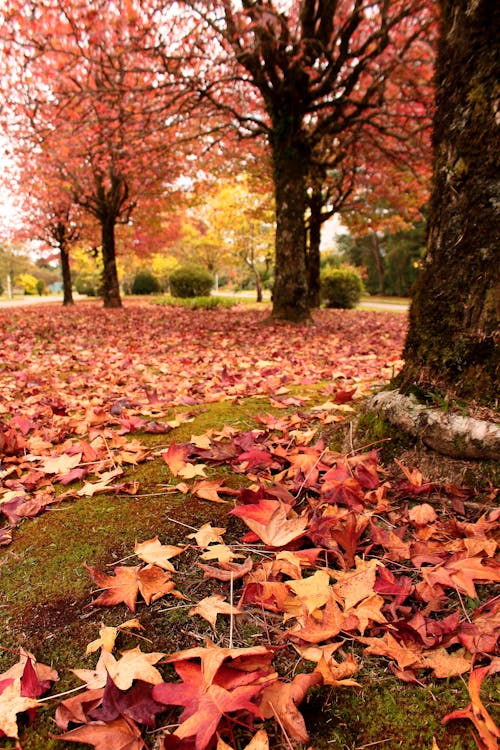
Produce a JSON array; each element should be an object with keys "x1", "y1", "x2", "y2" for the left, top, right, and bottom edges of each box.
[
  {"x1": 36, "y1": 279, "x2": 46, "y2": 296},
  {"x1": 320, "y1": 266, "x2": 364, "y2": 309},
  {"x1": 169, "y1": 266, "x2": 213, "y2": 298},
  {"x1": 156, "y1": 296, "x2": 235, "y2": 310},
  {"x1": 75, "y1": 275, "x2": 99, "y2": 296},
  {"x1": 14, "y1": 273, "x2": 39, "y2": 295},
  {"x1": 131, "y1": 270, "x2": 160, "y2": 295}
]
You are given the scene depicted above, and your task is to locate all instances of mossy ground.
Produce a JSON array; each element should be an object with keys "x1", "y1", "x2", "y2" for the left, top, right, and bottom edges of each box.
[{"x1": 0, "y1": 390, "x2": 497, "y2": 750}]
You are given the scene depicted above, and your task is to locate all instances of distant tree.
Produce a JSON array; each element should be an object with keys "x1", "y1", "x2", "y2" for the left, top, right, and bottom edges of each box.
[
  {"x1": 1, "y1": 0, "x2": 186, "y2": 308},
  {"x1": 338, "y1": 218, "x2": 426, "y2": 297}
]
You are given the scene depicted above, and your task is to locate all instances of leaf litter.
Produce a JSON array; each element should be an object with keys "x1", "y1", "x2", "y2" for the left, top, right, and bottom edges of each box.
[{"x1": 0, "y1": 303, "x2": 498, "y2": 749}]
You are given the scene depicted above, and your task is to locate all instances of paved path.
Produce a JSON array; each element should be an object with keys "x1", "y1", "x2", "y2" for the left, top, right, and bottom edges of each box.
[
  {"x1": 0, "y1": 294, "x2": 76, "y2": 309},
  {"x1": 0, "y1": 293, "x2": 408, "y2": 312}
]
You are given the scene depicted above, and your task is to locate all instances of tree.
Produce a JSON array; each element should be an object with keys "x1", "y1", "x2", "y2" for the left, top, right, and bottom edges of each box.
[
  {"x1": 1, "y1": 0, "x2": 186, "y2": 308},
  {"x1": 184, "y1": 0, "x2": 435, "y2": 321},
  {"x1": 397, "y1": 0, "x2": 499, "y2": 402},
  {"x1": 170, "y1": 175, "x2": 274, "y2": 298}
]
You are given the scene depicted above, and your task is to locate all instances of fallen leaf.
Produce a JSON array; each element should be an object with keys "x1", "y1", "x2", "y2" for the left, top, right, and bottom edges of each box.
[
  {"x1": 189, "y1": 594, "x2": 244, "y2": 628},
  {"x1": 421, "y1": 648, "x2": 471, "y2": 678},
  {"x1": 54, "y1": 717, "x2": 146, "y2": 749},
  {"x1": 260, "y1": 671, "x2": 323, "y2": 743},
  {"x1": 442, "y1": 666, "x2": 499, "y2": 750},
  {"x1": 231, "y1": 501, "x2": 309, "y2": 547},
  {"x1": 0, "y1": 679, "x2": 40, "y2": 738},
  {"x1": 187, "y1": 523, "x2": 226, "y2": 548}
]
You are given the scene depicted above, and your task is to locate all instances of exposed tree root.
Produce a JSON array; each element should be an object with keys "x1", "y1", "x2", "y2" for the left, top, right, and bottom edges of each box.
[{"x1": 367, "y1": 389, "x2": 500, "y2": 460}]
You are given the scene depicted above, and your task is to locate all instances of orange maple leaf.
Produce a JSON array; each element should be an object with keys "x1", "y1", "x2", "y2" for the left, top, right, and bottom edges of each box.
[
  {"x1": 442, "y1": 666, "x2": 499, "y2": 750},
  {"x1": 231, "y1": 500, "x2": 308, "y2": 547},
  {"x1": 259, "y1": 671, "x2": 323, "y2": 744},
  {"x1": 189, "y1": 594, "x2": 244, "y2": 628},
  {"x1": 85, "y1": 564, "x2": 180, "y2": 612}
]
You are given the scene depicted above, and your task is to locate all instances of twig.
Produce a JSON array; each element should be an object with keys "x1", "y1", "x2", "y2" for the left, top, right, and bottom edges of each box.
[
  {"x1": 229, "y1": 571, "x2": 234, "y2": 649},
  {"x1": 165, "y1": 516, "x2": 198, "y2": 531},
  {"x1": 293, "y1": 448, "x2": 327, "y2": 500},
  {"x1": 101, "y1": 434, "x2": 118, "y2": 470},
  {"x1": 268, "y1": 700, "x2": 295, "y2": 750},
  {"x1": 38, "y1": 684, "x2": 86, "y2": 703}
]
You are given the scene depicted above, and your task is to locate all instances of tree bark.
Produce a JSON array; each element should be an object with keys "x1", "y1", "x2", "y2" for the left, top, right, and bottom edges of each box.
[
  {"x1": 370, "y1": 233, "x2": 385, "y2": 295},
  {"x1": 306, "y1": 186, "x2": 322, "y2": 309},
  {"x1": 270, "y1": 140, "x2": 310, "y2": 322},
  {"x1": 397, "y1": 0, "x2": 500, "y2": 402},
  {"x1": 100, "y1": 216, "x2": 122, "y2": 308},
  {"x1": 60, "y1": 246, "x2": 74, "y2": 306}
]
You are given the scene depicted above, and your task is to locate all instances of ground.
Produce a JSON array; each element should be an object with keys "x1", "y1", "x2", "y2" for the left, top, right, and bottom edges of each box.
[{"x1": 0, "y1": 299, "x2": 498, "y2": 750}]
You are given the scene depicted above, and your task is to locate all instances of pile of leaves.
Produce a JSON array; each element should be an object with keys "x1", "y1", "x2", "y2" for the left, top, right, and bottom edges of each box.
[{"x1": 0, "y1": 303, "x2": 498, "y2": 749}]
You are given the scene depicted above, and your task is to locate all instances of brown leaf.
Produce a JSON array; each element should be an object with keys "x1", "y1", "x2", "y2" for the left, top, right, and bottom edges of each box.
[
  {"x1": 189, "y1": 595, "x2": 244, "y2": 628},
  {"x1": 54, "y1": 717, "x2": 146, "y2": 749},
  {"x1": 197, "y1": 556, "x2": 253, "y2": 581},
  {"x1": 260, "y1": 671, "x2": 323, "y2": 743}
]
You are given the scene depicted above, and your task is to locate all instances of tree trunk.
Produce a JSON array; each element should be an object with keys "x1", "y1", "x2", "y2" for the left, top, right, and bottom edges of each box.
[
  {"x1": 306, "y1": 187, "x2": 322, "y2": 309},
  {"x1": 60, "y1": 246, "x2": 74, "y2": 306},
  {"x1": 397, "y1": 0, "x2": 499, "y2": 402},
  {"x1": 270, "y1": 141, "x2": 310, "y2": 323},
  {"x1": 370, "y1": 233, "x2": 385, "y2": 295},
  {"x1": 100, "y1": 216, "x2": 122, "y2": 308}
]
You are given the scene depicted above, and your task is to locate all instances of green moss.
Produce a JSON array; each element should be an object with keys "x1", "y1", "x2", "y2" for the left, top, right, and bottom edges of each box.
[
  {"x1": 305, "y1": 675, "x2": 480, "y2": 749},
  {"x1": 353, "y1": 409, "x2": 415, "y2": 462}
]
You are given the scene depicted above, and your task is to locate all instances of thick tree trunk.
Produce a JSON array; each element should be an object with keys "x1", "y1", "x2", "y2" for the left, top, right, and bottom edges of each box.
[
  {"x1": 306, "y1": 187, "x2": 322, "y2": 309},
  {"x1": 60, "y1": 246, "x2": 74, "y2": 306},
  {"x1": 270, "y1": 142, "x2": 310, "y2": 323},
  {"x1": 397, "y1": 0, "x2": 500, "y2": 402},
  {"x1": 100, "y1": 216, "x2": 122, "y2": 308}
]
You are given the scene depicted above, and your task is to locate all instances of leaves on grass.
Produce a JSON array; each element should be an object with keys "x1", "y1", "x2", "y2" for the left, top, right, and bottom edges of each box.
[
  {"x1": 0, "y1": 305, "x2": 498, "y2": 749},
  {"x1": 86, "y1": 563, "x2": 182, "y2": 611}
]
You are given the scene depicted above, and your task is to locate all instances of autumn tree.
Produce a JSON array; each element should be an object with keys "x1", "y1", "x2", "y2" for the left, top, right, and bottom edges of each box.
[
  {"x1": 1, "y1": 0, "x2": 186, "y2": 308},
  {"x1": 182, "y1": 0, "x2": 434, "y2": 321},
  {"x1": 397, "y1": 0, "x2": 499, "y2": 402},
  {"x1": 172, "y1": 175, "x2": 274, "y2": 298}
]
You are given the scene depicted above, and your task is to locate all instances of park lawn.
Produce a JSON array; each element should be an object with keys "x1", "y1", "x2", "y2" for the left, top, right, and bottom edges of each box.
[{"x1": 0, "y1": 300, "x2": 497, "y2": 750}]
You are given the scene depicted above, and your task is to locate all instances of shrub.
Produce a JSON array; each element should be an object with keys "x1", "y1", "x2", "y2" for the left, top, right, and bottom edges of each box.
[
  {"x1": 131, "y1": 270, "x2": 160, "y2": 295},
  {"x1": 320, "y1": 266, "x2": 364, "y2": 309},
  {"x1": 156, "y1": 296, "x2": 235, "y2": 310},
  {"x1": 169, "y1": 266, "x2": 213, "y2": 298},
  {"x1": 36, "y1": 279, "x2": 46, "y2": 295},
  {"x1": 75, "y1": 276, "x2": 98, "y2": 296}
]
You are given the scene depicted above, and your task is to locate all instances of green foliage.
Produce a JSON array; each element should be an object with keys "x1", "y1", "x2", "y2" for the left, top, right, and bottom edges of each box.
[
  {"x1": 338, "y1": 218, "x2": 426, "y2": 296},
  {"x1": 320, "y1": 266, "x2": 364, "y2": 308},
  {"x1": 169, "y1": 265, "x2": 213, "y2": 298},
  {"x1": 131, "y1": 269, "x2": 161, "y2": 295},
  {"x1": 36, "y1": 279, "x2": 46, "y2": 295},
  {"x1": 74, "y1": 274, "x2": 99, "y2": 296},
  {"x1": 157, "y1": 295, "x2": 234, "y2": 310},
  {"x1": 14, "y1": 272, "x2": 39, "y2": 295}
]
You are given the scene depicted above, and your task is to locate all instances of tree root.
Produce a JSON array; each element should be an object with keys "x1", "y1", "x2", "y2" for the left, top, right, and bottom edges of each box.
[{"x1": 367, "y1": 389, "x2": 500, "y2": 460}]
